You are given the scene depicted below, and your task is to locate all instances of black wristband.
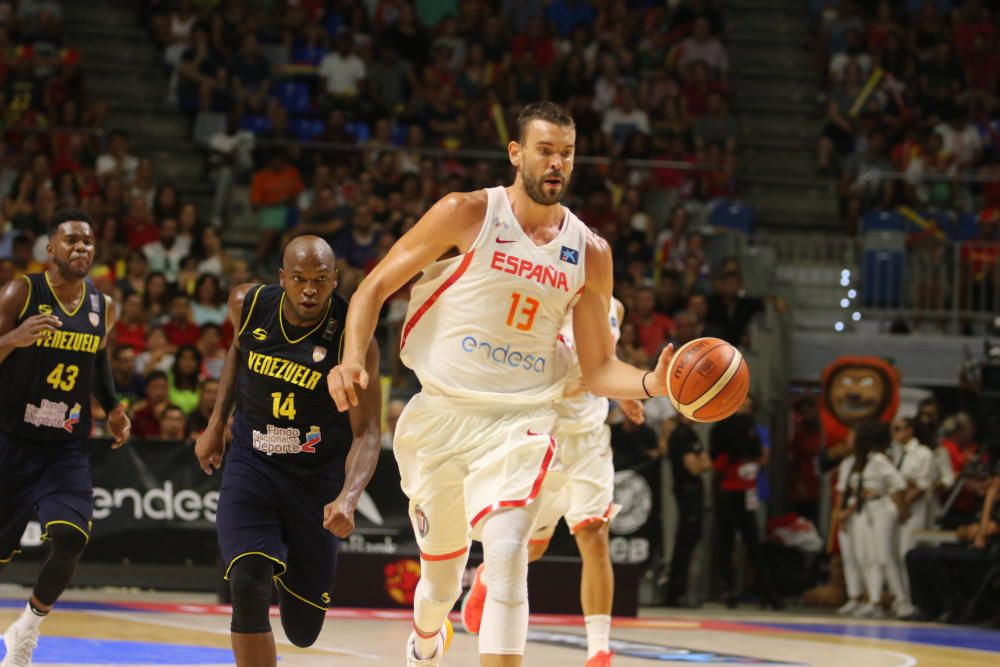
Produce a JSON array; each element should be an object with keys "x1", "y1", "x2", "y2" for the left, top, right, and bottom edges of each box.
[
  {"x1": 94, "y1": 350, "x2": 118, "y2": 414},
  {"x1": 641, "y1": 371, "x2": 653, "y2": 398}
]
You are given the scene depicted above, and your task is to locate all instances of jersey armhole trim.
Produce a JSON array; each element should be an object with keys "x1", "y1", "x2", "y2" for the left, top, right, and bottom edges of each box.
[
  {"x1": 465, "y1": 187, "x2": 495, "y2": 252},
  {"x1": 237, "y1": 284, "x2": 264, "y2": 337},
  {"x1": 16, "y1": 274, "x2": 31, "y2": 319}
]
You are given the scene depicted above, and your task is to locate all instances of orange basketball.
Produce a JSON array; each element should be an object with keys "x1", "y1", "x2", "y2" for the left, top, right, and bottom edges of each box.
[{"x1": 666, "y1": 337, "x2": 750, "y2": 422}]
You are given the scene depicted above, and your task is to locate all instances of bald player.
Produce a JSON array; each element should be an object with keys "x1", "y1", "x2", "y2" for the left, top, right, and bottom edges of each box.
[{"x1": 195, "y1": 237, "x2": 381, "y2": 666}]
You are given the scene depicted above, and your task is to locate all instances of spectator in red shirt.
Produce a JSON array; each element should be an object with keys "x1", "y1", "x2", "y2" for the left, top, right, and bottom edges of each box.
[
  {"x1": 250, "y1": 149, "x2": 304, "y2": 265},
  {"x1": 162, "y1": 293, "x2": 201, "y2": 347},
  {"x1": 628, "y1": 286, "x2": 674, "y2": 357},
  {"x1": 941, "y1": 412, "x2": 979, "y2": 475},
  {"x1": 512, "y1": 16, "x2": 555, "y2": 71},
  {"x1": 130, "y1": 370, "x2": 170, "y2": 438},
  {"x1": 112, "y1": 292, "x2": 148, "y2": 352},
  {"x1": 710, "y1": 409, "x2": 781, "y2": 609}
]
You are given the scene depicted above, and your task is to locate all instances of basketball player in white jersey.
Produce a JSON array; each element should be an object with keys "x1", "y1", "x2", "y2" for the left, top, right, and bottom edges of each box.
[
  {"x1": 459, "y1": 297, "x2": 642, "y2": 667},
  {"x1": 327, "y1": 102, "x2": 675, "y2": 667}
]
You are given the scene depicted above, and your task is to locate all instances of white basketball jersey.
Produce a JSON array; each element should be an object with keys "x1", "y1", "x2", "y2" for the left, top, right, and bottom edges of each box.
[
  {"x1": 400, "y1": 186, "x2": 589, "y2": 407},
  {"x1": 554, "y1": 300, "x2": 621, "y2": 434}
]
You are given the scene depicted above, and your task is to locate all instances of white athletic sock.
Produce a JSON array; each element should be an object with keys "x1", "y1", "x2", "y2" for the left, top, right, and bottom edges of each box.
[
  {"x1": 413, "y1": 629, "x2": 440, "y2": 661},
  {"x1": 15, "y1": 602, "x2": 46, "y2": 631},
  {"x1": 585, "y1": 614, "x2": 611, "y2": 658}
]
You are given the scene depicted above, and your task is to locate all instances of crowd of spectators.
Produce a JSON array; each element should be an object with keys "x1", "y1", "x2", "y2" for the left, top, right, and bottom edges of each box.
[
  {"x1": 785, "y1": 394, "x2": 1000, "y2": 624},
  {"x1": 814, "y1": 1, "x2": 999, "y2": 240},
  {"x1": 1, "y1": 0, "x2": 772, "y2": 444}
]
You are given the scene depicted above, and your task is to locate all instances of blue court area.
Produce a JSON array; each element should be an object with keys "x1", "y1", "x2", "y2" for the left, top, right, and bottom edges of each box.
[
  {"x1": 0, "y1": 637, "x2": 233, "y2": 664},
  {"x1": 0, "y1": 599, "x2": 144, "y2": 613},
  {"x1": 755, "y1": 621, "x2": 1000, "y2": 653}
]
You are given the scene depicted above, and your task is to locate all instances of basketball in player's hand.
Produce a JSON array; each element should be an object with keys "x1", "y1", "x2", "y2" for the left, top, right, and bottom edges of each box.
[{"x1": 666, "y1": 337, "x2": 750, "y2": 422}]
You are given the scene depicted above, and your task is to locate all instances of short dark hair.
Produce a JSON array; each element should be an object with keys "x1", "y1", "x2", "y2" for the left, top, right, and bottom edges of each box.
[
  {"x1": 162, "y1": 404, "x2": 185, "y2": 418},
  {"x1": 516, "y1": 102, "x2": 574, "y2": 143},
  {"x1": 146, "y1": 370, "x2": 168, "y2": 385},
  {"x1": 49, "y1": 208, "x2": 94, "y2": 235}
]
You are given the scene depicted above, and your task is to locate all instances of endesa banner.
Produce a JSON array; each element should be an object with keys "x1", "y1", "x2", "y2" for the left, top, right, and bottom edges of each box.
[{"x1": 16, "y1": 440, "x2": 641, "y2": 615}]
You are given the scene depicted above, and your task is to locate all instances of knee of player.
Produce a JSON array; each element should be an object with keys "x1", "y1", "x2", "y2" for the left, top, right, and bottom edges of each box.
[
  {"x1": 228, "y1": 557, "x2": 275, "y2": 635},
  {"x1": 484, "y1": 540, "x2": 529, "y2": 605},
  {"x1": 280, "y1": 608, "x2": 325, "y2": 648},
  {"x1": 46, "y1": 524, "x2": 88, "y2": 557},
  {"x1": 574, "y1": 523, "x2": 611, "y2": 558},
  {"x1": 527, "y1": 538, "x2": 549, "y2": 562}
]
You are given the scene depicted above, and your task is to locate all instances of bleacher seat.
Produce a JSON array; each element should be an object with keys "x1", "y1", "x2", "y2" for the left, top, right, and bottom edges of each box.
[
  {"x1": 271, "y1": 81, "x2": 311, "y2": 114},
  {"x1": 390, "y1": 123, "x2": 409, "y2": 145},
  {"x1": 345, "y1": 121, "x2": 371, "y2": 143},
  {"x1": 861, "y1": 231, "x2": 905, "y2": 308},
  {"x1": 288, "y1": 117, "x2": 325, "y2": 141},
  {"x1": 861, "y1": 209, "x2": 907, "y2": 234},
  {"x1": 709, "y1": 199, "x2": 755, "y2": 234},
  {"x1": 956, "y1": 213, "x2": 979, "y2": 241},
  {"x1": 240, "y1": 115, "x2": 272, "y2": 135},
  {"x1": 291, "y1": 46, "x2": 326, "y2": 66}
]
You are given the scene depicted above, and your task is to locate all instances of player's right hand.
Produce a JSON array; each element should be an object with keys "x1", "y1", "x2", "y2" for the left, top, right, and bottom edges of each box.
[
  {"x1": 8, "y1": 314, "x2": 61, "y2": 347},
  {"x1": 195, "y1": 429, "x2": 225, "y2": 475},
  {"x1": 619, "y1": 398, "x2": 646, "y2": 425},
  {"x1": 327, "y1": 362, "x2": 368, "y2": 412}
]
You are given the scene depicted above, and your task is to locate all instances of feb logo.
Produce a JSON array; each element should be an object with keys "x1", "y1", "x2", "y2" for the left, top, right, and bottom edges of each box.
[
  {"x1": 559, "y1": 246, "x2": 579, "y2": 265},
  {"x1": 89, "y1": 312, "x2": 100, "y2": 327},
  {"x1": 384, "y1": 559, "x2": 421, "y2": 605},
  {"x1": 312, "y1": 346, "x2": 327, "y2": 363}
]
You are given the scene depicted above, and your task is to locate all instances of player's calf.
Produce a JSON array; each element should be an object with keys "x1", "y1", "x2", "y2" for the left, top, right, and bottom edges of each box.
[
  {"x1": 33, "y1": 523, "x2": 88, "y2": 608},
  {"x1": 278, "y1": 591, "x2": 326, "y2": 648}
]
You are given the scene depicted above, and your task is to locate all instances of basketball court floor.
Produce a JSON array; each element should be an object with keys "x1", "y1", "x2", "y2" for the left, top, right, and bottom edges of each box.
[{"x1": 2, "y1": 589, "x2": 999, "y2": 666}]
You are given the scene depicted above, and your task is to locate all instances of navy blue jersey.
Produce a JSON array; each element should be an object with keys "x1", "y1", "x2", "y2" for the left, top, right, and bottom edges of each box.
[
  {"x1": 0, "y1": 273, "x2": 106, "y2": 442},
  {"x1": 231, "y1": 284, "x2": 351, "y2": 478}
]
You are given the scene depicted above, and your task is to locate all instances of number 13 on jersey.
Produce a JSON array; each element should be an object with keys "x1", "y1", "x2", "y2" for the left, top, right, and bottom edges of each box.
[{"x1": 506, "y1": 292, "x2": 539, "y2": 331}]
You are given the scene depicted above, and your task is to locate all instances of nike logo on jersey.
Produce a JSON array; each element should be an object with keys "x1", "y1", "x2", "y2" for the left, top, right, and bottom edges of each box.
[
  {"x1": 490, "y1": 250, "x2": 570, "y2": 292},
  {"x1": 526, "y1": 429, "x2": 548, "y2": 437},
  {"x1": 496, "y1": 236, "x2": 516, "y2": 244}
]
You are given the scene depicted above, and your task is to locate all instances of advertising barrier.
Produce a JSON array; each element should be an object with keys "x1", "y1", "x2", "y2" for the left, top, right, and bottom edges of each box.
[{"x1": 13, "y1": 440, "x2": 646, "y2": 615}]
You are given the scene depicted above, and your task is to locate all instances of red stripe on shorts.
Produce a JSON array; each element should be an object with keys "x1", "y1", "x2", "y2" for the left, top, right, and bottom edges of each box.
[
  {"x1": 420, "y1": 546, "x2": 469, "y2": 562},
  {"x1": 469, "y1": 435, "x2": 557, "y2": 528},
  {"x1": 570, "y1": 502, "x2": 614, "y2": 534},
  {"x1": 399, "y1": 251, "x2": 475, "y2": 351}
]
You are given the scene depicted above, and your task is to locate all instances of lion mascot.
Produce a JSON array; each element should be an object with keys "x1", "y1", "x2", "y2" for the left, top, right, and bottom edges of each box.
[{"x1": 802, "y1": 356, "x2": 900, "y2": 607}]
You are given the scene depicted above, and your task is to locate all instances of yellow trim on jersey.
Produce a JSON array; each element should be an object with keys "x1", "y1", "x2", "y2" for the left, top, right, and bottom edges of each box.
[
  {"x1": 17, "y1": 274, "x2": 32, "y2": 319},
  {"x1": 44, "y1": 271, "x2": 86, "y2": 317},
  {"x1": 278, "y1": 293, "x2": 331, "y2": 345},
  {"x1": 40, "y1": 520, "x2": 91, "y2": 545},
  {"x1": 237, "y1": 284, "x2": 265, "y2": 337},
  {"x1": 0, "y1": 548, "x2": 21, "y2": 564},
  {"x1": 223, "y1": 551, "x2": 288, "y2": 581},
  {"x1": 274, "y1": 575, "x2": 330, "y2": 611},
  {"x1": 337, "y1": 327, "x2": 345, "y2": 364}
]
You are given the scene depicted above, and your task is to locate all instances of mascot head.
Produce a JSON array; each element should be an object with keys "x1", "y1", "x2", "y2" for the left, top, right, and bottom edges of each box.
[{"x1": 820, "y1": 356, "x2": 899, "y2": 448}]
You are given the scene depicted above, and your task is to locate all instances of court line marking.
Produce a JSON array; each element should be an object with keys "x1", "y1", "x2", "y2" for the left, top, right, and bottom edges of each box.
[{"x1": 87, "y1": 610, "x2": 381, "y2": 661}]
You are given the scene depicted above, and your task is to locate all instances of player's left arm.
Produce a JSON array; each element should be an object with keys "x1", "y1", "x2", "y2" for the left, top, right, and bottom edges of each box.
[
  {"x1": 575, "y1": 234, "x2": 673, "y2": 399},
  {"x1": 97, "y1": 295, "x2": 130, "y2": 448},
  {"x1": 324, "y1": 338, "x2": 382, "y2": 538}
]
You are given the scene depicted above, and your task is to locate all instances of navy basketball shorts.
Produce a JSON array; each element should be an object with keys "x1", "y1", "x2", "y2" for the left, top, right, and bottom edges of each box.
[
  {"x1": 0, "y1": 432, "x2": 93, "y2": 564},
  {"x1": 216, "y1": 443, "x2": 341, "y2": 611}
]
